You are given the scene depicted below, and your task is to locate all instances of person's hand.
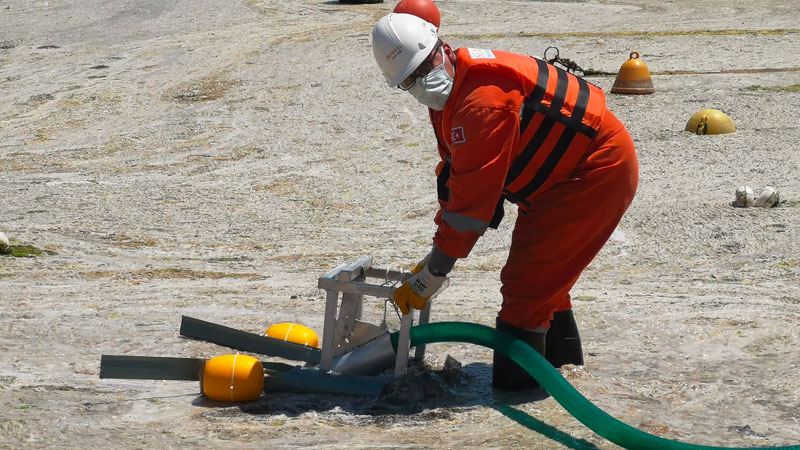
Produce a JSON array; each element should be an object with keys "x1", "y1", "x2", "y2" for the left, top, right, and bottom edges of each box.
[{"x1": 393, "y1": 264, "x2": 446, "y2": 315}]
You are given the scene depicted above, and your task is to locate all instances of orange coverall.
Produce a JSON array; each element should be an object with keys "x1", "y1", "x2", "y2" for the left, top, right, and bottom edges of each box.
[{"x1": 429, "y1": 48, "x2": 638, "y2": 330}]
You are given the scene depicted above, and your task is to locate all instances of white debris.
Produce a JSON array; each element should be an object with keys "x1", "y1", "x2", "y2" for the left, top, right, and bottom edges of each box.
[
  {"x1": 0, "y1": 231, "x2": 9, "y2": 254},
  {"x1": 753, "y1": 186, "x2": 780, "y2": 208},
  {"x1": 734, "y1": 186, "x2": 754, "y2": 208}
]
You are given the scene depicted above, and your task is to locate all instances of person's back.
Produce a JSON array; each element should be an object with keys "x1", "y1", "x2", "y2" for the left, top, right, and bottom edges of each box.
[{"x1": 431, "y1": 48, "x2": 610, "y2": 218}]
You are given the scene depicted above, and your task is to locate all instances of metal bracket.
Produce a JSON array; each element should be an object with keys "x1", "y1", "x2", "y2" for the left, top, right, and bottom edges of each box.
[{"x1": 317, "y1": 256, "x2": 449, "y2": 377}]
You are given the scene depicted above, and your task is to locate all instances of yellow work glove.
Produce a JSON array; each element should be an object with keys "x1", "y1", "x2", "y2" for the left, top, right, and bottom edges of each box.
[
  {"x1": 392, "y1": 264, "x2": 446, "y2": 315},
  {"x1": 411, "y1": 253, "x2": 431, "y2": 274}
]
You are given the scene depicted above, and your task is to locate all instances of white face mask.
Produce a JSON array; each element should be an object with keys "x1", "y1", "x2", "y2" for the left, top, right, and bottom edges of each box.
[{"x1": 408, "y1": 48, "x2": 453, "y2": 111}]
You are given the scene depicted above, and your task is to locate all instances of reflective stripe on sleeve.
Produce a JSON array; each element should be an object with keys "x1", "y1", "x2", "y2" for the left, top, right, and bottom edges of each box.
[{"x1": 442, "y1": 210, "x2": 489, "y2": 233}]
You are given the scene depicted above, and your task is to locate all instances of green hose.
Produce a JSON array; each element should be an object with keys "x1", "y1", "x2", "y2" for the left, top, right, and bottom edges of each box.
[{"x1": 403, "y1": 321, "x2": 800, "y2": 450}]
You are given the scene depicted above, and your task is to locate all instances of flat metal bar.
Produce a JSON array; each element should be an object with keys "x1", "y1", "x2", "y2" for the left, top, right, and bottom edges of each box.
[
  {"x1": 319, "y1": 263, "x2": 348, "y2": 283},
  {"x1": 261, "y1": 361, "x2": 294, "y2": 373},
  {"x1": 100, "y1": 355, "x2": 294, "y2": 381},
  {"x1": 264, "y1": 367, "x2": 386, "y2": 397},
  {"x1": 394, "y1": 312, "x2": 414, "y2": 376},
  {"x1": 364, "y1": 267, "x2": 412, "y2": 282},
  {"x1": 335, "y1": 292, "x2": 363, "y2": 347},
  {"x1": 317, "y1": 278, "x2": 397, "y2": 298},
  {"x1": 100, "y1": 355, "x2": 203, "y2": 380},
  {"x1": 334, "y1": 256, "x2": 373, "y2": 281},
  {"x1": 320, "y1": 290, "x2": 338, "y2": 371},
  {"x1": 179, "y1": 316, "x2": 321, "y2": 364},
  {"x1": 355, "y1": 294, "x2": 363, "y2": 320}
]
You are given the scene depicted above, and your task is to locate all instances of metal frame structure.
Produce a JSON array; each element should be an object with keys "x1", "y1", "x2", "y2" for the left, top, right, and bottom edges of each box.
[{"x1": 317, "y1": 256, "x2": 448, "y2": 376}]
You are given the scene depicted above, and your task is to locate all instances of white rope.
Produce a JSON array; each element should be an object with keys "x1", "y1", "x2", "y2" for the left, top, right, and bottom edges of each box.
[{"x1": 377, "y1": 266, "x2": 406, "y2": 321}]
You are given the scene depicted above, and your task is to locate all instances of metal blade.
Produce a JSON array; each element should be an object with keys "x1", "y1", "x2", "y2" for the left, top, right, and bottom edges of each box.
[
  {"x1": 264, "y1": 366, "x2": 386, "y2": 397},
  {"x1": 179, "y1": 316, "x2": 321, "y2": 364},
  {"x1": 100, "y1": 355, "x2": 203, "y2": 380}
]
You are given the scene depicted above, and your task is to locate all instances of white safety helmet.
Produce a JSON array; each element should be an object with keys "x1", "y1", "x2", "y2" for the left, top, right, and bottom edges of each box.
[{"x1": 371, "y1": 13, "x2": 438, "y2": 87}]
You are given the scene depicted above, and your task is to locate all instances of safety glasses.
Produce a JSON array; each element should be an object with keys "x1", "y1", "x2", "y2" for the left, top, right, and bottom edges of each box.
[{"x1": 398, "y1": 42, "x2": 442, "y2": 91}]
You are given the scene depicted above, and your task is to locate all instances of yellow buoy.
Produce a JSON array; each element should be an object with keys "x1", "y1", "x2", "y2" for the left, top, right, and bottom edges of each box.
[
  {"x1": 685, "y1": 109, "x2": 736, "y2": 135},
  {"x1": 611, "y1": 51, "x2": 655, "y2": 95},
  {"x1": 266, "y1": 323, "x2": 319, "y2": 348},
  {"x1": 201, "y1": 354, "x2": 264, "y2": 402}
]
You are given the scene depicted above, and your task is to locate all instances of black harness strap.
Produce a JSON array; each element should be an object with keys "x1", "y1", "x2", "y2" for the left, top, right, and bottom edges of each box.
[
  {"x1": 505, "y1": 61, "x2": 598, "y2": 205},
  {"x1": 508, "y1": 58, "x2": 552, "y2": 188},
  {"x1": 504, "y1": 117, "x2": 556, "y2": 203},
  {"x1": 437, "y1": 157, "x2": 451, "y2": 202},
  {"x1": 519, "y1": 58, "x2": 550, "y2": 135},
  {"x1": 514, "y1": 128, "x2": 578, "y2": 206},
  {"x1": 436, "y1": 59, "x2": 599, "y2": 229}
]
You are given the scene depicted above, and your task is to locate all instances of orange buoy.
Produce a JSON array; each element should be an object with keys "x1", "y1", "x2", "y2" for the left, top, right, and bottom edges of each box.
[
  {"x1": 202, "y1": 354, "x2": 263, "y2": 402},
  {"x1": 393, "y1": 0, "x2": 441, "y2": 28},
  {"x1": 610, "y1": 51, "x2": 655, "y2": 95},
  {"x1": 266, "y1": 323, "x2": 319, "y2": 348}
]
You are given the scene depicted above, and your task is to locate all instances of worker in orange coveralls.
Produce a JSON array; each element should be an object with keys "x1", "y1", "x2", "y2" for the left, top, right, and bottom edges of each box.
[{"x1": 372, "y1": 13, "x2": 639, "y2": 390}]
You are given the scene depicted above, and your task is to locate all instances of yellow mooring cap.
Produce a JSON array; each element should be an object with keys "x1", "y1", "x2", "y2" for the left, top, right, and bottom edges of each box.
[
  {"x1": 201, "y1": 354, "x2": 264, "y2": 402},
  {"x1": 266, "y1": 323, "x2": 319, "y2": 348},
  {"x1": 611, "y1": 51, "x2": 655, "y2": 95},
  {"x1": 685, "y1": 109, "x2": 736, "y2": 135}
]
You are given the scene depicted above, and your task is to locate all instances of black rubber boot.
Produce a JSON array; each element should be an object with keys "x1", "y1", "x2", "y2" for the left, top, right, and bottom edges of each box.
[
  {"x1": 492, "y1": 318, "x2": 546, "y2": 390},
  {"x1": 545, "y1": 310, "x2": 584, "y2": 368}
]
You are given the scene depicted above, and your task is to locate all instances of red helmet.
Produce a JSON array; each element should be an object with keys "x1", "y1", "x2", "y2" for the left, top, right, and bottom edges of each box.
[{"x1": 393, "y1": 0, "x2": 441, "y2": 29}]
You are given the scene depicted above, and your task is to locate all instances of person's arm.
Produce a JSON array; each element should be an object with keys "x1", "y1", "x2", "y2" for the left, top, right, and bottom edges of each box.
[
  {"x1": 427, "y1": 244, "x2": 456, "y2": 276},
  {"x1": 392, "y1": 99, "x2": 519, "y2": 315},
  {"x1": 433, "y1": 104, "x2": 520, "y2": 259}
]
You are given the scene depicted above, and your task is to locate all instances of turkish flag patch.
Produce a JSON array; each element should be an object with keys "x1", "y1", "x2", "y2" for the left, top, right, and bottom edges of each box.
[{"x1": 451, "y1": 126, "x2": 466, "y2": 144}]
